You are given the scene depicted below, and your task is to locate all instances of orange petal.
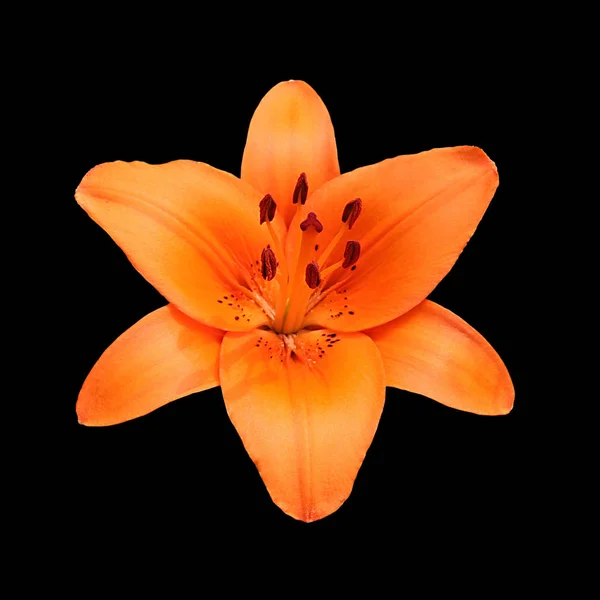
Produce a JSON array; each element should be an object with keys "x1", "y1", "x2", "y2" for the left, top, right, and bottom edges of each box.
[
  {"x1": 77, "y1": 305, "x2": 223, "y2": 426},
  {"x1": 366, "y1": 300, "x2": 513, "y2": 415},
  {"x1": 220, "y1": 328, "x2": 385, "y2": 522},
  {"x1": 296, "y1": 147, "x2": 499, "y2": 332},
  {"x1": 76, "y1": 160, "x2": 286, "y2": 331},
  {"x1": 241, "y1": 80, "x2": 340, "y2": 227}
]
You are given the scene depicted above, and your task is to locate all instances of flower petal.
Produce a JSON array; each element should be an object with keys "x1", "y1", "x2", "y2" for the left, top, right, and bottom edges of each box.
[
  {"x1": 297, "y1": 147, "x2": 499, "y2": 331},
  {"x1": 77, "y1": 305, "x2": 223, "y2": 426},
  {"x1": 76, "y1": 160, "x2": 286, "y2": 331},
  {"x1": 220, "y1": 328, "x2": 385, "y2": 522},
  {"x1": 366, "y1": 300, "x2": 513, "y2": 415},
  {"x1": 241, "y1": 80, "x2": 340, "y2": 227}
]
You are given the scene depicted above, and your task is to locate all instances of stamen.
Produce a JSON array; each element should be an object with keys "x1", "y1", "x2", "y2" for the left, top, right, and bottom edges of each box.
[
  {"x1": 300, "y1": 212, "x2": 323, "y2": 233},
  {"x1": 261, "y1": 246, "x2": 278, "y2": 281},
  {"x1": 317, "y1": 199, "x2": 363, "y2": 270},
  {"x1": 342, "y1": 241, "x2": 361, "y2": 268},
  {"x1": 341, "y1": 198, "x2": 362, "y2": 229},
  {"x1": 305, "y1": 261, "x2": 321, "y2": 289},
  {"x1": 319, "y1": 241, "x2": 361, "y2": 280},
  {"x1": 292, "y1": 173, "x2": 308, "y2": 205},
  {"x1": 258, "y1": 193, "x2": 288, "y2": 330},
  {"x1": 259, "y1": 194, "x2": 277, "y2": 224}
]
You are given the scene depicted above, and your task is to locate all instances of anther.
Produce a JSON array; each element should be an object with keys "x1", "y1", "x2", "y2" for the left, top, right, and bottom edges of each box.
[
  {"x1": 292, "y1": 173, "x2": 308, "y2": 205},
  {"x1": 342, "y1": 241, "x2": 361, "y2": 268},
  {"x1": 305, "y1": 261, "x2": 322, "y2": 289},
  {"x1": 261, "y1": 246, "x2": 278, "y2": 281},
  {"x1": 300, "y1": 212, "x2": 323, "y2": 233},
  {"x1": 341, "y1": 198, "x2": 362, "y2": 229},
  {"x1": 259, "y1": 194, "x2": 277, "y2": 224}
]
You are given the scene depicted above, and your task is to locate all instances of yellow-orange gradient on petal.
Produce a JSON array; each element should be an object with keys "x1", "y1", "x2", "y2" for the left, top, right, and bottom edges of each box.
[
  {"x1": 367, "y1": 301, "x2": 514, "y2": 415},
  {"x1": 290, "y1": 147, "x2": 499, "y2": 332},
  {"x1": 76, "y1": 160, "x2": 286, "y2": 332},
  {"x1": 241, "y1": 80, "x2": 340, "y2": 226},
  {"x1": 219, "y1": 328, "x2": 385, "y2": 521},
  {"x1": 77, "y1": 306, "x2": 223, "y2": 426}
]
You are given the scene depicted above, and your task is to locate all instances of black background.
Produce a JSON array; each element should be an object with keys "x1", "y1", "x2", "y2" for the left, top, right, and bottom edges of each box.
[{"x1": 45, "y1": 48, "x2": 536, "y2": 555}]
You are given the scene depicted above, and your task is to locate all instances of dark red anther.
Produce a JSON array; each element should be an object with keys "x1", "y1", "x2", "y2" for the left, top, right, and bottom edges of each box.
[
  {"x1": 305, "y1": 261, "x2": 322, "y2": 289},
  {"x1": 300, "y1": 212, "x2": 323, "y2": 233},
  {"x1": 342, "y1": 241, "x2": 361, "y2": 268},
  {"x1": 341, "y1": 198, "x2": 362, "y2": 229},
  {"x1": 259, "y1": 194, "x2": 277, "y2": 224},
  {"x1": 292, "y1": 173, "x2": 308, "y2": 205},
  {"x1": 261, "y1": 246, "x2": 278, "y2": 281}
]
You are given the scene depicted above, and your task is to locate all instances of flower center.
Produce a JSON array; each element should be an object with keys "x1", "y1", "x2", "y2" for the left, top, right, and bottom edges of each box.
[{"x1": 255, "y1": 174, "x2": 362, "y2": 334}]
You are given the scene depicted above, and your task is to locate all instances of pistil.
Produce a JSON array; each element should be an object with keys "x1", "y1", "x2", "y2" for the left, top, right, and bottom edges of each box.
[{"x1": 282, "y1": 212, "x2": 323, "y2": 333}]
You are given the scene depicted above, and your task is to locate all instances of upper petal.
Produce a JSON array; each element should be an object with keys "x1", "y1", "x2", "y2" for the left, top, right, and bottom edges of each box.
[
  {"x1": 296, "y1": 147, "x2": 499, "y2": 331},
  {"x1": 220, "y1": 328, "x2": 385, "y2": 522},
  {"x1": 76, "y1": 160, "x2": 286, "y2": 331},
  {"x1": 78, "y1": 305, "x2": 223, "y2": 426},
  {"x1": 366, "y1": 300, "x2": 514, "y2": 415},
  {"x1": 241, "y1": 80, "x2": 340, "y2": 227}
]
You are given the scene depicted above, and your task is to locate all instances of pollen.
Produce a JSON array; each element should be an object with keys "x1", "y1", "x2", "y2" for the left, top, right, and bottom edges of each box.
[
  {"x1": 259, "y1": 194, "x2": 277, "y2": 224},
  {"x1": 305, "y1": 261, "x2": 321, "y2": 289},
  {"x1": 292, "y1": 172, "x2": 308, "y2": 205},
  {"x1": 342, "y1": 241, "x2": 360, "y2": 268},
  {"x1": 341, "y1": 198, "x2": 362, "y2": 230},
  {"x1": 261, "y1": 245, "x2": 278, "y2": 281}
]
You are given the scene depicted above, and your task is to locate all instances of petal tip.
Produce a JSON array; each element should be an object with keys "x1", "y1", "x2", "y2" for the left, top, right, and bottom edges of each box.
[
  {"x1": 76, "y1": 385, "x2": 105, "y2": 427},
  {"x1": 76, "y1": 405, "x2": 92, "y2": 426},
  {"x1": 76, "y1": 395, "x2": 97, "y2": 426},
  {"x1": 489, "y1": 374, "x2": 514, "y2": 416},
  {"x1": 459, "y1": 145, "x2": 498, "y2": 179},
  {"x1": 265, "y1": 79, "x2": 323, "y2": 106},
  {"x1": 499, "y1": 388, "x2": 515, "y2": 416},
  {"x1": 277, "y1": 78, "x2": 311, "y2": 90},
  {"x1": 497, "y1": 363, "x2": 515, "y2": 415},
  {"x1": 74, "y1": 163, "x2": 110, "y2": 204},
  {"x1": 279, "y1": 497, "x2": 345, "y2": 523}
]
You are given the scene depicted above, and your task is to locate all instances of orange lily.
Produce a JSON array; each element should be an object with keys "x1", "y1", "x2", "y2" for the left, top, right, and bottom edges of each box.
[{"x1": 76, "y1": 80, "x2": 513, "y2": 522}]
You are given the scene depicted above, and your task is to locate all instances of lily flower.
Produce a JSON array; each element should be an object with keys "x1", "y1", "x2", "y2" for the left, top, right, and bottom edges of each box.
[{"x1": 76, "y1": 80, "x2": 513, "y2": 522}]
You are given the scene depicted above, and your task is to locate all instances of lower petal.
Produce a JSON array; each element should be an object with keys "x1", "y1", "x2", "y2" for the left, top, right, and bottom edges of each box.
[
  {"x1": 78, "y1": 305, "x2": 223, "y2": 426},
  {"x1": 220, "y1": 328, "x2": 385, "y2": 522},
  {"x1": 366, "y1": 300, "x2": 513, "y2": 415}
]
